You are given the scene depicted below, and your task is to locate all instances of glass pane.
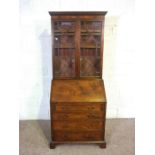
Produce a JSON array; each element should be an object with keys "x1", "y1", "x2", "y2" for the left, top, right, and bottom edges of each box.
[
  {"x1": 54, "y1": 21, "x2": 75, "y2": 32},
  {"x1": 54, "y1": 49, "x2": 75, "y2": 77},
  {"x1": 54, "y1": 34, "x2": 75, "y2": 48},
  {"x1": 80, "y1": 21, "x2": 102, "y2": 77},
  {"x1": 81, "y1": 34, "x2": 101, "y2": 48},
  {"x1": 81, "y1": 21, "x2": 102, "y2": 32},
  {"x1": 53, "y1": 21, "x2": 76, "y2": 78},
  {"x1": 80, "y1": 48, "x2": 101, "y2": 77}
]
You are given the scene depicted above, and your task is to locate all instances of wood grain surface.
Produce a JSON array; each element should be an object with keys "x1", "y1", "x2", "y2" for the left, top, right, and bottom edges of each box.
[{"x1": 51, "y1": 79, "x2": 106, "y2": 102}]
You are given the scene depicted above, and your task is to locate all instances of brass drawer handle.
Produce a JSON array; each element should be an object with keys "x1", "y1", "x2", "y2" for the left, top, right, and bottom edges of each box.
[
  {"x1": 63, "y1": 134, "x2": 68, "y2": 139},
  {"x1": 88, "y1": 125, "x2": 93, "y2": 129},
  {"x1": 61, "y1": 124, "x2": 70, "y2": 129},
  {"x1": 61, "y1": 106, "x2": 68, "y2": 110},
  {"x1": 84, "y1": 135, "x2": 93, "y2": 139},
  {"x1": 88, "y1": 107, "x2": 95, "y2": 110},
  {"x1": 62, "y1": 114, "x2": 68, "y2": 119},
  {"x1": 87, "y1": 114, "x2": 99, "y2": 119}
]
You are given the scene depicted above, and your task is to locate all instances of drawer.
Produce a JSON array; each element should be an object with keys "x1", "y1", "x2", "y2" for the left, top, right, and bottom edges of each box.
[
  {"x1": 53, "y1": 131, "x2": 104, "y2": 141},
  {"x1": 52, "y1": 121, "x2": 104, "y2": 131},
  {"x1": 53, "y1": 112, "x2": 104, "y2": 121},
  {"x1": 52, "y1": 102, "x2": 104, "y2": 112}
]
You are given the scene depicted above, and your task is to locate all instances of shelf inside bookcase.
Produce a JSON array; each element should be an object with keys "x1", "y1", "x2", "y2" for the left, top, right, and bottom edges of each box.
[
  {"x1": 80, "y1": 46, "x2": 101, "y2": 48},
  {"x1": 80, "y1": 48, "x2": 100, "y2": 55},
  {"x1": 54, "y1": 48, "x2": 75, "y2": 56},
  {"x1": 81, "y1": 30, "x2": 101, "y2": 33},
  {"x1": 81, "y1": 32, "x2": 101, "y2": 36},
  {"x1": 54, "y1": 46, "x2": 75, "y2": 48},
  {"x1": 54, "y1": 32, "x2": 75, "y2": 36},
  {"x1": 54, "y1": 30, "x2": 75, "y2": 33}
]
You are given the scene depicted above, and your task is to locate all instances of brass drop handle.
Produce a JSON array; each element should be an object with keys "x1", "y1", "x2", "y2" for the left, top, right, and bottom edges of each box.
[
  {"x1": 84, "y1": 135, "x2": 93, "y2": 139},
  {"x1": 62, "y1": 124, "x2": 69, "y2": 129},
  {"x1": 88, "y1": 107, "x2": 95, "y2": 110},
  {"x1": 61, "y1": 106, "x2": 67, "y2": 110},
  {"x1": 87, "y1": 114, "x2": 97, "y2": 118},
  {"x1": 63, "y1": 134, "x2": 68, "y2": 139},
  {"x1": 84, "y1": 124, "x2": 93, "y2": 129},
  {"x1": 62, "y1": 114, "x2": 68, "y2": 119}
]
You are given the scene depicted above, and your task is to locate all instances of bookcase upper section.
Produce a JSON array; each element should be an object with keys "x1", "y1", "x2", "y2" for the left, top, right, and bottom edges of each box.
[{"x1": 49, "y1": 12, "x2": 107, "y2": 79}]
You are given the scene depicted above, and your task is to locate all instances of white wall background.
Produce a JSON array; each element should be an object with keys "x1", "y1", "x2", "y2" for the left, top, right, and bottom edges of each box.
[{"x1": 19, "y1": 0, "x2": 135, "y2": 119}]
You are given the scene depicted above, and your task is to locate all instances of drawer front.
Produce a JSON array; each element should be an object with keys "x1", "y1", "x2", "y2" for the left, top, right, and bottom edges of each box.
[
  {"x1": 53, "y1": 112, "x2": 104, "y2": 121},
  {"x1": 53, "y1": 102, "x2": 104, "y2": 112},
  {"x1": 53, "y1": 131, "x2": 104, "y2": 141},
  {"x1": 53, "y1": 121, "x2": 104, "y2": 131}
]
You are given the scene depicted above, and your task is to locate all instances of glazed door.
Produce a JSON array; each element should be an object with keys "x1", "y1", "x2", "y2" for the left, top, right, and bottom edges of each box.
[
  {"x1": 53, "y1": 21, "x2": 76, "y2": 78},
  {"x1": 80, "y1": 21, "x2": 102, "y2": 77},
  {"x1": 53, "y1": 20, "x2": 103, "y2": 78}
]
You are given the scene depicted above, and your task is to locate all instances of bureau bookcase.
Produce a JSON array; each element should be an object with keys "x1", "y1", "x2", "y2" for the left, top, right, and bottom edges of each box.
[{"x1": 49, "y1": 12, "x2": 107, "y2": 148}]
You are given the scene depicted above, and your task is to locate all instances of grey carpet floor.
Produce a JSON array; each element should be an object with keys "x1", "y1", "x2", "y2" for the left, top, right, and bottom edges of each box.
[{"x1": 19, "y1": 119, "x2": 135, "y2": 155}]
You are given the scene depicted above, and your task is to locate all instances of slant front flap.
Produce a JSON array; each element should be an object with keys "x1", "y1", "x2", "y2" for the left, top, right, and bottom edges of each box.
[{"x1": 51, "y1": 79, "x2": 106, "y2": 102}]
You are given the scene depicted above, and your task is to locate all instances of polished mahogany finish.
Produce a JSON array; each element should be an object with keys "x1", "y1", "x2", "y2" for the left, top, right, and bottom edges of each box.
[
  {"x1": 51, "y1": 79, "x2": 106, "y2": 102},
  {"x1": 49, "y1": 12, "x2": 107, "y2": 149}
]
